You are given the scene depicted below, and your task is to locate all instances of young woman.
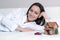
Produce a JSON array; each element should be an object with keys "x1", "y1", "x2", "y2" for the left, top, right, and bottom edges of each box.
[{"x1": 0, "y1": 2, "x2": 48, "y2": 32}]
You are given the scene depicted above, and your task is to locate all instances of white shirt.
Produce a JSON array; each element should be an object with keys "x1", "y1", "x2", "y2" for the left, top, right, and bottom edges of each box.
[{"x1": 0, "y1": 13, "x2": 44, "y2": 32}]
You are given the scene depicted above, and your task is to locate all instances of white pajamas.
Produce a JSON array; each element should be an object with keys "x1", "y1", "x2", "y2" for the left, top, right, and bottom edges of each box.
[{"x1": 0, "y1": 13, "x2": 44, "y2": 32}]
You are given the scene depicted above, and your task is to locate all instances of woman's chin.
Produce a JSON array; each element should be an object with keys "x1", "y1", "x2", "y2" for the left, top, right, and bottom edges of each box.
[{"x1": 28, "y1": 19, "x2": 34, "y2": 22}]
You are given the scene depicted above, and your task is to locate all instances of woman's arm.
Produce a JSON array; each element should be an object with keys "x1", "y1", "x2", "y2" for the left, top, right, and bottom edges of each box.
[
  {"x1": 1, "y1": 14, "x2": 34, "y2": 32},
  {"x1": 16, "y1": 27, "x2": 34, "y2": 32}
]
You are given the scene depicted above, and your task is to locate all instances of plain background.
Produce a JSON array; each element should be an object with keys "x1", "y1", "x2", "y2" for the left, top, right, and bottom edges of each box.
[{"x1": 0, "y1": 0, "x2": 60, "y2": 8}]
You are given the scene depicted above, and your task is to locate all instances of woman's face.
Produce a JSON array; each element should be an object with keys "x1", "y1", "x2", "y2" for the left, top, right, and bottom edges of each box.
[{"x1": 27, "y1": 5, "x2": 41, "y2": 21}]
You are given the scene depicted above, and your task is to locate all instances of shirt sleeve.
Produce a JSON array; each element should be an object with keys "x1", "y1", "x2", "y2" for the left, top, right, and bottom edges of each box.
[
  {"x1": 1, "y1": 14, "x2": 18, "y2": 32},
  {"x1": 33, "y1": 25, "x2": 44, "y2": 33}
]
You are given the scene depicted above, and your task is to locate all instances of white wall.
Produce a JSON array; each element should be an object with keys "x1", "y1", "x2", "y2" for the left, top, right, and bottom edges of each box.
[
  {"x1": 0, "y1": 0, "x2": 60, "y2": 8},
  {"x1": 45, "y1": 7, "x2": 60, "y2": 18}
]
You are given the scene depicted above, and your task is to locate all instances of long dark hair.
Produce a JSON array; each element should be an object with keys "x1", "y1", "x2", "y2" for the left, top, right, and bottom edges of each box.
[{"x1": 26, "y1": 2, "x2": 45, "y2": 26}]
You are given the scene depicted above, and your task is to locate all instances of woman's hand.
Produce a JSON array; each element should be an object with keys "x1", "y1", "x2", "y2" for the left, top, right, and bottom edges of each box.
[{"x1": 39, "y1": 12, "x2": 49, "y2": 19}]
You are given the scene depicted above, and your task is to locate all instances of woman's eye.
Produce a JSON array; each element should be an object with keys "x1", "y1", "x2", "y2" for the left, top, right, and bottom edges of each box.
[
  {"x1": 35, "y1": 12, "x2": 38, "y2": 15},
  {"x1": 30, "y1": 9, "x2": 33, "y2": 12},
  {"x1": 29, "y1": 9, "x2": 40, "y2": 15}
]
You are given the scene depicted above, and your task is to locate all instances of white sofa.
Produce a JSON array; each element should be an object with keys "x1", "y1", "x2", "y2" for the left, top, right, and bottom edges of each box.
[
  {"x1": 0, "y1": 7, "x2": 60, "y2": 17},
  {"x1": 0, "y1": 7, "x2": 60, "y2": 31},
  {"x1": 0, "y1": 7, "x2": 60, "y2": 40},
  {"x1": 0, "y1": 7, "x2": 60, "y2": 25}
]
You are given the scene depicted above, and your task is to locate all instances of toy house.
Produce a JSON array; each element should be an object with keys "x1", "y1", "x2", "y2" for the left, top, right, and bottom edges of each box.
[{"x1": 44, "y1": 22, "x2": 59, "y2": 35}]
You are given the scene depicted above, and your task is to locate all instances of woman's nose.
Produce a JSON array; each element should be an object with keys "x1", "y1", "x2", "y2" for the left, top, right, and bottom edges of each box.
[
  {"x1": 31, "y1": 12, "x2": 35, "y2": 16},
  {"x1": 31, "y1": 11, "x2": 35, "y2": 14}
]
